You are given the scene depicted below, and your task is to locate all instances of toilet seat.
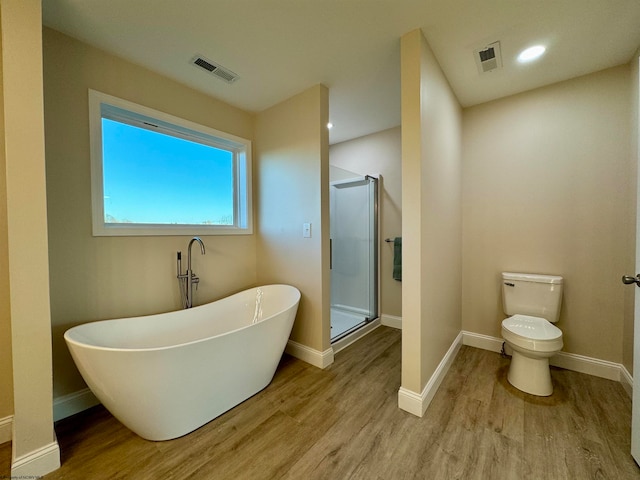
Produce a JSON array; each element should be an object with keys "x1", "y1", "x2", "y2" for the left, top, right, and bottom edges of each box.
[{"x1": 502, "y1": 314, "x2": 563, "y2": 353}]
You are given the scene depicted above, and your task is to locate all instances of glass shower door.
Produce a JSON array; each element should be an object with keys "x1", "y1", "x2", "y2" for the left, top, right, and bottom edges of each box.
[{"x1": 330, "y1": 176, "x2": 378, "y2": 341}]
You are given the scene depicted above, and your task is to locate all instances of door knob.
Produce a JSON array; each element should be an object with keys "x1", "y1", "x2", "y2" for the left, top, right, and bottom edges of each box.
[{"x1": 622, "y1": 274, "x2": 640, "y2": 287}]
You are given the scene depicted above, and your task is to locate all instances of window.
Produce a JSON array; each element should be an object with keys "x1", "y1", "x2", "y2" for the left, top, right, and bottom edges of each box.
[{"x1": 89, "y1": 90, "x2": 252, "y2": 236}]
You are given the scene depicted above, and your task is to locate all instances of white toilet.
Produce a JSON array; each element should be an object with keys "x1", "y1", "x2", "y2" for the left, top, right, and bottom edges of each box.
[{"x1": 501, "y1": 272, "x2": 564, "y2": 396}]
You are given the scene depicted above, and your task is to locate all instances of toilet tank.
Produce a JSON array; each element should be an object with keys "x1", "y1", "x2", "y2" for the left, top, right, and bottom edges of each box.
[{"x1": 502, "y1": 272, "x2": 563, "y2": 323}]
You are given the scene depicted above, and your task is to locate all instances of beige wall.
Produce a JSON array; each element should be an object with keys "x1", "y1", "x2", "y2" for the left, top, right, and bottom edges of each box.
[
  {"x1": 0, "y1": 4, "x2": 11, "y2": 424},
  {"x1": 2, "y1": 0, "x2": 58, "y2": 470},
  {"x1": 43, "y1": 28, "x2": 257, "y2": 398},
  {"x1": 462, "y1": 65, "x2": 633, "y2": 364},
  {"x1": 400, "y1": 29, "x2": 462, "y2": 395},
  {"x1": 255, "y1": 85, "x2": 330, "y2": 353},
  {"x1": 329, "y1": 126, "x2": 402, "y2": 318}
]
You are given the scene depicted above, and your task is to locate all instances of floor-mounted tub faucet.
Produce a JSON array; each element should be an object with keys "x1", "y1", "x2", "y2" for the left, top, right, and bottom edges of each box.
[{"x1": 177, "y1": 237, "x2": 206, "y2": 308}]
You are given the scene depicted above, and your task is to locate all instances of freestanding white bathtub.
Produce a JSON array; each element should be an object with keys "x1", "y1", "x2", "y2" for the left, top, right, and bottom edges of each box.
[{"x1": 64, "y1": 284, "x2": 300, "y2": 441}]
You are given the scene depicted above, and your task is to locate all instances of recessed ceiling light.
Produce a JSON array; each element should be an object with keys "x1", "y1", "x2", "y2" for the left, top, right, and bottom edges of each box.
[
  {"x1": 518, "y1": 45, "x2": 546, "y2": 63},
  {"x1": 327, "y1": 122, "x2": 333, "y2": 129}
]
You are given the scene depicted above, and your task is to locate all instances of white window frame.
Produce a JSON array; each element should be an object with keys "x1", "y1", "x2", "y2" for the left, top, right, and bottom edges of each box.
[{"x1": 88, "y1": 89, "x2": 253, "y2": 236}]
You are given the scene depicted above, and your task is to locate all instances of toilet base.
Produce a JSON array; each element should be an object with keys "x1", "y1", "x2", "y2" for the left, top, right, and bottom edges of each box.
[{"x1": 507, "y1": 350, "x2": 553, "y2": 396}]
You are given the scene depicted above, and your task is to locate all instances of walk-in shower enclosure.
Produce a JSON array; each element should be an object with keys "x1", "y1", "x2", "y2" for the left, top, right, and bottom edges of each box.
[{"x1": 330, "y1": 175, "x2": 378, "y2": 341}]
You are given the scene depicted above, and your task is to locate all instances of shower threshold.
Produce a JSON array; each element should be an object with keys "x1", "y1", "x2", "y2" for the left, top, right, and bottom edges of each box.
[
  {"x1": 331, "y1": 317, "x2": 382, "y2": 355},
  {"x1": 331, "y1": 307, "x2": 373, "y2": 343}
]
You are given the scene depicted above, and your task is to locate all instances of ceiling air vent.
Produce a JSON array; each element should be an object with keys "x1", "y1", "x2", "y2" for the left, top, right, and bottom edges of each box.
[
  {"x1": 474, "y1": 41, "x2": 503, "y2": 74},
  {"x1": 191, "y1": 55, "x2": 239, "y2": 84}
]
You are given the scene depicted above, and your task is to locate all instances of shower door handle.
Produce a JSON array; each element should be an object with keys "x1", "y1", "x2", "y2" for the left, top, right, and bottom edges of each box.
[
  {"x1": 622, "y1": 274, "x2": 640, "y2": 287},
  {"x1": 329, "y1": 239, "x2": 332, "y2": 270}
]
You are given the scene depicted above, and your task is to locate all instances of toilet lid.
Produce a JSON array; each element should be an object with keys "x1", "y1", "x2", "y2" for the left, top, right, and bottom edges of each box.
[{"x1": 502, "y1": 314, "x2": 562, "y2": 341}]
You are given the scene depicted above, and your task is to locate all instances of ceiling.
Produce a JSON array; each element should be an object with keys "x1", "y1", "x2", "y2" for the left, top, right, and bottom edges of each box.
[{"x1": 42, "y1": 0, "x2": 640, "y2": 145}]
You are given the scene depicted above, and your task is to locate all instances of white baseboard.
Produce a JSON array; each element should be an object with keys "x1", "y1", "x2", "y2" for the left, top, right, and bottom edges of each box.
[
  {"x1": 0, "y1": 415, "x2": 12, "y2": 444},
  {"x1": 461, "y1": 331, "x2": 503, "y2": 353},
  {"x1": 286, "y1": 339, "x2": 334, "y2": 369},
  {"x1": 53, "y1": 387, "x2": 100, "y2": 421},
  {"x1": 398, "y1": 331, "x2": 463, "y2": 417},
  {"x1": 381, "y1": 314, "x2": 402, "y2": 329},
  {"x1": 551, "y1": 351, "x2": 622, "y2": 381},
  {"x1": 397, "y1": 387, "x2": 425, "y2": 417},
  {"x1": 11, "y1": 440, "x2": 60, "y2": 478},
  {"x1": 332, "y1": 319, "x2": 381, "y2": 355},
  {"x1": 621, "y1": 365, "x2": 633, "y2": 398},
  {"x1": 462, "y1": 331, "x2": 631, "y2": 391}
]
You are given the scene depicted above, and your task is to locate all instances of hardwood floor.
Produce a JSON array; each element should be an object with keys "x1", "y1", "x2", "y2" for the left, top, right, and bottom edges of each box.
[
  {"x1": 2, "y1": 326, "x2": 639, "y2": 479},
  {"x1": 0, "y1": 439, "x2": 8, "y2": 477}
]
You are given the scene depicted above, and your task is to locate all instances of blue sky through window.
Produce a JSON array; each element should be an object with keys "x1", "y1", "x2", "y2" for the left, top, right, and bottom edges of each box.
[{"x1": 102, "y1": 118, "x2": 234, "y2": 225}]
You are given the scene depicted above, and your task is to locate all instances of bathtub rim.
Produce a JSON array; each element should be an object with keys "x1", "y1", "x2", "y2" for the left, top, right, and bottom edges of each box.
[{"x1": 64, "y1": 284, "x2": 300, "y2": 353}]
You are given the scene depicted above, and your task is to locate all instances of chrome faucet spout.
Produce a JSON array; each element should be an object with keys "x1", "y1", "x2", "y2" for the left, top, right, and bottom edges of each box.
[{"x1": 187, "y1": 237, "x2": 205, "y2": 272}]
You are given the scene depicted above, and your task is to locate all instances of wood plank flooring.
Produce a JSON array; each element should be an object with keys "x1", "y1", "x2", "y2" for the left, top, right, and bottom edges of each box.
[{"x1": 2, "y1": 326, "x2": 639, "y2": 479}]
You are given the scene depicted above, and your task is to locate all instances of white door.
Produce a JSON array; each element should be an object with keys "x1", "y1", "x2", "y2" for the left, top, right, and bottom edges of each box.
[
  {"x1": 631, "y1": 54, "x2": 640, "y2": 466},
  {"x1": 629, "y1": 267, "x2": 640, "y2": 464}
]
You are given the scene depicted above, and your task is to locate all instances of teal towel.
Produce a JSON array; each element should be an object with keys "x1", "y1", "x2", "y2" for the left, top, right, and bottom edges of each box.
[{"x1": 393, "y1": 237, "x2": 402, "y2": 281}]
